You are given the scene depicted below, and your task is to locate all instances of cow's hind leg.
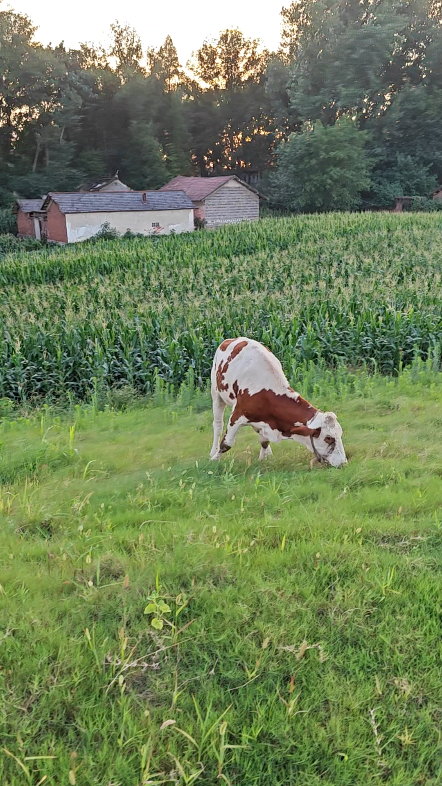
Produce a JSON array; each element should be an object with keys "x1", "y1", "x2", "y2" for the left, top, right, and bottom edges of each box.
[
  {"x1": 210, "y1": 392, "x2": 226, "y2": 459},
  {"x1": 258, "y1": 435, "x2": 273, "y2": 461},
  {"x1": 212, "y1": 409, "x2": 244, "y2": 460}
]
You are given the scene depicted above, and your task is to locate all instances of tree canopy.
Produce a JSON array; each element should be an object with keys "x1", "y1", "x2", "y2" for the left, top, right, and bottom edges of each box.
[{"x1": 1, "y1": 1, "x2": 442, "y2": 212}]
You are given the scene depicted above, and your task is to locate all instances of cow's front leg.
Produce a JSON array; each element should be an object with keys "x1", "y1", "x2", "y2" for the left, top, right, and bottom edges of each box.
[{"x1": 211, "y1": 411, "x2": 245, "y2": 460}]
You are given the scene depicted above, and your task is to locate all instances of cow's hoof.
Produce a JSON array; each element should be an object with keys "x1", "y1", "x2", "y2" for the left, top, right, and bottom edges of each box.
[{"x1": 259, "y1": 446, "x2": 273, "y2": 461}]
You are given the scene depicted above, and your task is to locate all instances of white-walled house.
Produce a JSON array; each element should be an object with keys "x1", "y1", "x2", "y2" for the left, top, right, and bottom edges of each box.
[{"x1": 40, "y1": 191, "x2": 195, "y2": 243}]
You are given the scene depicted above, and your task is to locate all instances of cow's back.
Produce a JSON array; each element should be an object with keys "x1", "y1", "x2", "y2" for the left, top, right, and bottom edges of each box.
[{"x1": 212, "y1": 337, "x2": 291, "y2": 406}]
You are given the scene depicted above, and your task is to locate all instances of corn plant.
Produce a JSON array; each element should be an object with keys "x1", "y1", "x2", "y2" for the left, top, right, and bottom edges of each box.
[{"x1": 1, "y1": 213, "x2": 442, "y2": 402}]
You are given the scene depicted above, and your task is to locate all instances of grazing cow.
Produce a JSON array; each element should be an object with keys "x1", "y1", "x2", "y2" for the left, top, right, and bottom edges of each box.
[{"x1": 210, "y1": 337, "x2": 347, "y2": 467}]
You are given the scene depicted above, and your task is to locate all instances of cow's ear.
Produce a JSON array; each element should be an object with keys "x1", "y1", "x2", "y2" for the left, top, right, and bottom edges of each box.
[{"x1": 290, "y1": 425, "x2": 321, "y2": 438}]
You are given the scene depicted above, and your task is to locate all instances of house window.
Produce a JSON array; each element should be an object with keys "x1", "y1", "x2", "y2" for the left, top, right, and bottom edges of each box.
[{"x1": 152, "y1": 222, "x2": 160, "y2": 228}]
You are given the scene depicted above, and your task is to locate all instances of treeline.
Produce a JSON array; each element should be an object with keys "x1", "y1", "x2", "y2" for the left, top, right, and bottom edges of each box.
[{"x1": 1, "y1": 0, "x2": 442, "y2": 214}]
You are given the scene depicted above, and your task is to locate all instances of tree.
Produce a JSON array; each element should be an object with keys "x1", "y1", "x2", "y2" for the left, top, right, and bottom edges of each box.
[
  {"x1": 367, "y1": 84, "x2": 442, "y2": 184},
  {"x1": 187, "y1": 29, "x2": 277, "y2": 175},
  {"x1": 279, "y1": 0, "x2": 442, "y2": 126},
  {"x1": 121, "y1": 122, "x2": 167, "y2": 189},
  {"x1": 0, "y1": 8, "x2": 64, "y2": 157},
  {"x1": 190, "y1": 29, "x2": 268, "y2": 90},
  {"x1": 162, "y1": 91, "x2": 191, "y2": 176},
  {"x1": 147, "y1": 36, "x2": 183, "y2": 92},
  {"x1": 271, "y1": 118, "x2": 371, "y2": 211},
  {"x1": 109, "y1": 21, "x2": 144, "y2": 80}
]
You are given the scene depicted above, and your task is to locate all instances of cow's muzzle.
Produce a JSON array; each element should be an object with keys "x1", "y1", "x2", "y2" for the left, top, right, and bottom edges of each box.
[
  {"x1": 310, "y1": 435, "x2": 327, "y2": 464},
  {"x1": 310, "y1": 435, "x2": 347, "y2": 467}
]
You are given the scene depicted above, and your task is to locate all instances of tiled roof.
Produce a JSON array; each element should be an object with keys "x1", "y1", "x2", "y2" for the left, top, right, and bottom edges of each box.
[
  {"x1": 159, "y1": 175, "x2": 259, "y2": 202},
  {"x1": 16, "y1": 198, "x2": 45, "y2": 213},
  {"x1": 43, "y1": 191, "x2": 194, "y2": 214}
]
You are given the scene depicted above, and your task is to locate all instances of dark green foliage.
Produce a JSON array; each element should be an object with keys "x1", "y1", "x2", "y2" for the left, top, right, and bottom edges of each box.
[
  {"x1": 0, "y1": 233, "x2": 44, "y2": 257},
  {"x1": 274, "y1": 0, "x2": 442, "y2": 207},
  {"x1": 271, "y1": 119, "x2": 371, "y2": 211},
  {"x1": 0, "y1": 208, "x2": 15, "y2": 235},
  {"x1": 369, "y1": 155, "x2": 438, "y2": 208},
  {"x1": 122, "y1": 122, "x2": 168, "y2": 190}
]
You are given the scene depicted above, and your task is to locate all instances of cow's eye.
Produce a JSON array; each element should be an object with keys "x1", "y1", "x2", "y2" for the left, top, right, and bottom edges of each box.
[{"x1": 324, "y1": 435, "x2": 336, "y2": 447}]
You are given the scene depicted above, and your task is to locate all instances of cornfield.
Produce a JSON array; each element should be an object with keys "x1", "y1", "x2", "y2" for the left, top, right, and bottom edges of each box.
[{"x1": 1, "y1": 212, "x2": 442, "y2": 402}]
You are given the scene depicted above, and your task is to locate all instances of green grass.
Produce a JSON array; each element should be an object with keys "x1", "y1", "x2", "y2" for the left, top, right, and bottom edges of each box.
[{"x1": 1, "y1": 368, "x2": 441, "y2": 785}]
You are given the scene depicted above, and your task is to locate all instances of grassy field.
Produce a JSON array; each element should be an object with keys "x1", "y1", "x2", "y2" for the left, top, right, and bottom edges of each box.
[{"x1": 1, "y1": 365, "x2": 441, "y2": 785}]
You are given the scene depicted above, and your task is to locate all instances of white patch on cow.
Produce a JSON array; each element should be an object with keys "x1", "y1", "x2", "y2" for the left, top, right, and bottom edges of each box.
[
  {"x1": 212, "y1": 337, "x2": 300, "y2": 405},
  {"x1": 247, "y1": 420, "x2": 284, "y2": 444}
]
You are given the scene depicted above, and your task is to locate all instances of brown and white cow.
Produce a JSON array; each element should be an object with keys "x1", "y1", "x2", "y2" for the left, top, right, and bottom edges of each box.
[{"x1": 210, "y1": 337, "x2": 347, "y2": 467}]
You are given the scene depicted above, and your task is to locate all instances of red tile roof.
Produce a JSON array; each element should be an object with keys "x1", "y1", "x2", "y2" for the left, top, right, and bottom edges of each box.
[{"x1": 159, "y1": 175, "x2": 258, "y2": 203}]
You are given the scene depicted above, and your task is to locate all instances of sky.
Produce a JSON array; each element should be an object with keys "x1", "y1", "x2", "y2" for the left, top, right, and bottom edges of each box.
[{"x1": 8, "y1": 0, "x2": 286, "y2": 63}]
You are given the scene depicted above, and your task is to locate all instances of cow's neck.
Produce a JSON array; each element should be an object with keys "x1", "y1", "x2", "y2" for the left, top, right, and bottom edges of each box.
[{"x1": 287, "y1": 391, "x2": 318, "y2": 424}]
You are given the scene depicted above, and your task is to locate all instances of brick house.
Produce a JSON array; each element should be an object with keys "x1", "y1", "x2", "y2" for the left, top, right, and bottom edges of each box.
[
  {"x1": 37, "y1": 191, "x2": 194, "y2": 243},
  {"x1": 159, "y1": 175, "x2": 261, "y2": 227},
  {"x1": 15, "y1": 198, "x2": 46, "y2": 239},
  {"x1": 14, "y1": 174, "x2": 133, "y2": 239}
]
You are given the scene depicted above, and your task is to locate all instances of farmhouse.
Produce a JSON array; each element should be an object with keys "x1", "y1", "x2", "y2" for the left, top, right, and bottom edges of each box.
[
  {"x1": 15, "y1": 198, "x2": 46, "y2": 239},
  {"x1": 159, "y1": 175, "x2": 260, "y2": 227},
  {"x1": 37, "y1": 191, "x2": 194, "y2": 243},
  {"x1": 15, "y1": 173, "x2": 134, "y2": 239},
  {"x1": 77, "y1": 172, "x2": 131, "y2": 193}
]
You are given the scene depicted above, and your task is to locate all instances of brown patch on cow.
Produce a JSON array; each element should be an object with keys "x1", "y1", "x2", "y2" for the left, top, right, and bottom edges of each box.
[
  {"x1": 229, "y1": 392, "x2": 235, "y2": 400},
  {"x1": 229, "y1": 340, "x2": 248, "y2": 361},
  {"x1": 260, "y1": 440, "x2": 270, "y2": 449},
  {"x1": 288, "y1": 424, "x2": 321, "y2": 438},
  {"x1": 232, "y1": 380, "x2": 239, "y2": 397},
  {"x1": 296, "y1": 395, "x2": 314, "y2": 410},
  {"x1": 230, "y1": 388, "x2": 318, "y2": 435},
  {"x1": 216, "y1": 362, "x2": 228, "y2": 392},
  {"x1": 216, "y1": 342, "x2": 248, "y2": 394},
  {"x1": 220, "y1": 338, "x2": 235, "y2": 352}
]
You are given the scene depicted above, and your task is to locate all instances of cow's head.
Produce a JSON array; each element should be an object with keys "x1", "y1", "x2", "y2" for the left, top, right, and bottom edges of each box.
[
  {"x1": 291, "y1": 411, "x2": 347, "y2": 467},
  {"x1": 309, "y1": 411, "x2": 347, "y2": 467}
]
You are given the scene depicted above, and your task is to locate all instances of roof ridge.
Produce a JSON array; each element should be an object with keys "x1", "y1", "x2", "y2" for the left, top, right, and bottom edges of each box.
[{"x1": 43, "y1": 190, "x2": 194, "y2": 214}]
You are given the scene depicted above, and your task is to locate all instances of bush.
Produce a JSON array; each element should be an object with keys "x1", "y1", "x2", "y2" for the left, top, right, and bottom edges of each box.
[
  {"x1": 0, "y1": 208, "x2": 16, "y2": 235},
  {"x1": 368, "y1": 154, "x2": 438, "y2": 208},
  {"x1": 90, "y1": 222, "x2": 120, "y2": 241},
  {"x1": 0, "y1": 234, "x2": 44, "y2": 258},
  {"x1": 409, "y1": 197, "x2": 442, "y2": 212},
  {"x1": 194, "y1": 216, "x2": 206, "y2": 230}
]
